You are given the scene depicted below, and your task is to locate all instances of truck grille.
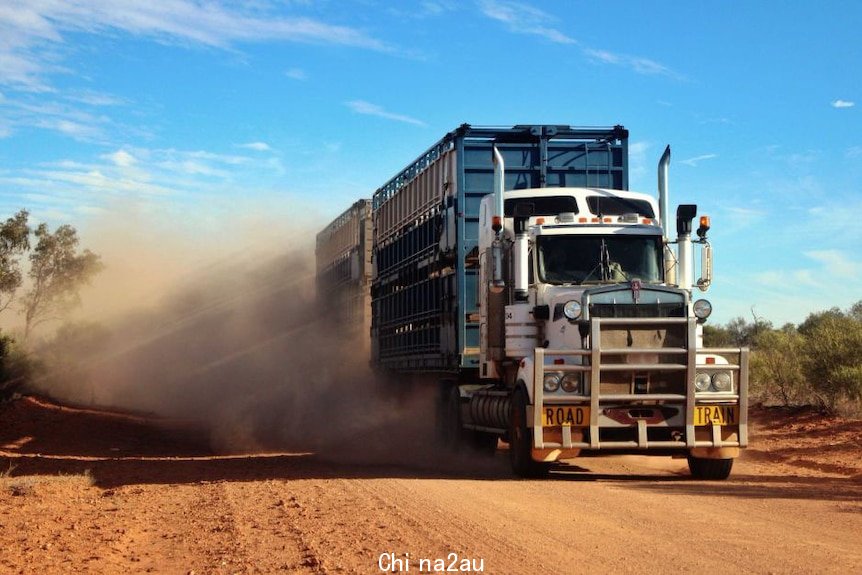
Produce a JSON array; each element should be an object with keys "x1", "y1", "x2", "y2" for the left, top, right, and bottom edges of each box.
[{"x1": 590, "y1": 302, "x2": 686, "y2": 318}]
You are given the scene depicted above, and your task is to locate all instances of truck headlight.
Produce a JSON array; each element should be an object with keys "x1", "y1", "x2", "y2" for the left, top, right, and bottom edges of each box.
[
  {"x1": 563, "y1": 300, "x2": 582, "y2": 320},
  {"x1": 543, "y1": 373, "x2": 561, "y2": 392},
  {"x1": 712, "y1": 371, "x2": 732, "y2": 392},
  {"x1": 693, "y1": 299, "x2": 712, "y2": 319},
  {"x1": 695, "y1": 372, "x2": 712, "y2": 392},
  {"x1": 560, "y1": 373, "x2": 582, "y2": 393}
]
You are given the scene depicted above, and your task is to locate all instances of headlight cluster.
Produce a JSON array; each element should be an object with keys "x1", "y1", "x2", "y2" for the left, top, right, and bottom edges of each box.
[
  {"x1": 693, "y1": 299, "x2": 712, "y2": 320},
  {"x1": 543, "y1": 372, "x2": 584, "y2": 394},
  {"x1": 695, "y1": 371, "x2": 733, "y2": 392},
  {"x1": 563, "y1": 300, "x2": 582, "y2": 320},
  {"x1": 543, "y1": 373, "x2": 561, "y2": 392}
]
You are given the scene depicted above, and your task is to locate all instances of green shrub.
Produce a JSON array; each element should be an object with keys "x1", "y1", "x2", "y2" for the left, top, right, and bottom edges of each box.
[
  {"x1": 799, "y1": 312, "x2": 862, "y2": 414},
  {"x1": 750, "y1": 328, "x2": 806, "y2": 406}
]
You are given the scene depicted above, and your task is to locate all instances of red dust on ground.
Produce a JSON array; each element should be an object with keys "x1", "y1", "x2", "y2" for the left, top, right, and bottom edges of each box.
[{"x1": 1, "y1": 395, "x2": 861, "y2": 574}]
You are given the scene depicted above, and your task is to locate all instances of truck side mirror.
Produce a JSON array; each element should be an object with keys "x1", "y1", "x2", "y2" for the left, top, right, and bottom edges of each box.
[{"x1": 697, "y1": 242, "x2": 713, "y2": 292}]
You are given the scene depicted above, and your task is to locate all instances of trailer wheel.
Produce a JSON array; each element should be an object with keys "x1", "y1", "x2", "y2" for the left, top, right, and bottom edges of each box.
[
  {"x1": 687, "y1": 456, "x2": 733, "y2": 480},
  {"x1": 510, "y1": 387, "x2": 550, "y2": 478}
]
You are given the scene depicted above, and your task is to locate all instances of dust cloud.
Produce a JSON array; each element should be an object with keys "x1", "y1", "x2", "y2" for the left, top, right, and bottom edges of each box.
[{"x1": 26, "y1": 205, "x2": 446, "y2": 465}]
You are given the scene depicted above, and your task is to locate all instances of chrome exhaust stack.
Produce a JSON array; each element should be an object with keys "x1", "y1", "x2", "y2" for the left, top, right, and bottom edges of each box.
[
  {"x1": 658, "y1": 145, "x2": 671, "y2": 239},
  {"x1": 491, "y1": 146, "x2": 505, "y2": 288}
]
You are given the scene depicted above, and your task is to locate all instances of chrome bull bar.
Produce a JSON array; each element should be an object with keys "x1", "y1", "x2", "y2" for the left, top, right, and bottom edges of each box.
[{"x1": 531, "y1": 316, "x2": 749, "y2": 451}]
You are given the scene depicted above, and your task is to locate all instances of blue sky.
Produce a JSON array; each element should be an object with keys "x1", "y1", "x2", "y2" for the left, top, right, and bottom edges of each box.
[{"x1": 0, "y1": 1, "x2": 859, "y2": 325}]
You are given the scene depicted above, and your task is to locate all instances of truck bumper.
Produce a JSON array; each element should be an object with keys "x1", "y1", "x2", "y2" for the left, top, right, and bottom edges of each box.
[{"x1": 529, "y1": 317, "x2": 749, "y2": 462}]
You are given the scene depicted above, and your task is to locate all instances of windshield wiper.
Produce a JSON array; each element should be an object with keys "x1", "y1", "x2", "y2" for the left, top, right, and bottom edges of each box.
[
  {"x1": 600, "y1": 239, "x2": 610, "y2": 281},
  {"x1": 579, "y1": 239, "x2": 610, "y2": 284}
]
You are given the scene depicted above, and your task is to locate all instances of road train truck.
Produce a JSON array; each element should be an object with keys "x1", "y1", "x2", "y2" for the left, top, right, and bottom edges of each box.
[{"x1": 315, "y1": 124, "x2": 749, "y2": 479}]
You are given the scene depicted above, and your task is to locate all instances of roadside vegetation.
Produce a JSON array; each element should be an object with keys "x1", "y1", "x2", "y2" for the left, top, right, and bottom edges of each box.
[
  {"x1": 704, "y1": 301, "x2": 862, "y2": 416},
  {"x1": 0, "y1": 210, "x2": 102, "y2": 399}
]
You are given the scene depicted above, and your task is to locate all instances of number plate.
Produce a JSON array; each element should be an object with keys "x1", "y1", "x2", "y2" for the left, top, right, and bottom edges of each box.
[
  {"x1": 541, "y1": 406, "x2": 590, "y2": 427},
  {"x1": 694, "y1": 405, "x2": 739, "y2": 426}
]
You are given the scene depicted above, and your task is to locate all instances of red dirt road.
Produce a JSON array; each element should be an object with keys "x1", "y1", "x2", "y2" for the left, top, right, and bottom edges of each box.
[{"x1": 1, "y1": 396, "x2": 861, "y2": 574}]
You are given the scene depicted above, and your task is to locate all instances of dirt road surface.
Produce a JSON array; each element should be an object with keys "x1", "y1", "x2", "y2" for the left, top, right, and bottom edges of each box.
[{"x1": 2, "y1": 396, "x2": 861, "y2": 574}]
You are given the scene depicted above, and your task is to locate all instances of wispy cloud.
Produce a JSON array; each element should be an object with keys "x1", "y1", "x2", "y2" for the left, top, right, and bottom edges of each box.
[
  {"x1": 345, "y1": 100, "x2": 426, "y2": 127},
  {"x1": 65, "y1": 89, "x2": 127, "y2": 107},
  {"x1": 103, "y1": 149, "x2": 137, "y2": 167},
  {"x1": 680, "y1": 153, "x2": 717, "y2": 167},
  {"x1": 238, "y1": 142, "x2": 272, "y2": 152},
  {"x1": 754, "y1": 250, "x2": 861, "y2": 293},
  {"x1": 36, "y1": 118, "x2": 105, "y2": 141},
  {"x1": 804, "y1": 249, "x2": 861, "y2": 277},
  {"x1": 831, "y1": 99, "x2": 855, "y2": 109},
  {"x1": 805, "y1": 199, "x2": 862, "y2": 244},
  {"x1": 285, "y1": 68, "x2": 307, "y2": 81},
  {"x1": 478, "y1": 0, "x2": 575, "y2": 44},
  {"x1": 0, "y1": 2, "x2": 392, "y2": 91},
  {"x1": 420, "y1": 2, "x2": 457, "y2": 16},
  {"x1": 583, "y1": 47, "x2": 677, "y2": 78},
  {"x1": 0, "y1": 97, "x2": 113, "y2": 142},
  {"x1": 0, "y1": 145, "x2": 289, "y2": 223},
  {"x1": 723, "y1": 206, "x2": 767, "y2": 229},
  {"x1": 477, "y1": 3, "x2": 675, "y2": 77}
]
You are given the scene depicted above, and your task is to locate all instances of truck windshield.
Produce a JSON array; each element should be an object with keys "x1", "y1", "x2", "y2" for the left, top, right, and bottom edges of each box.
[{"x1": 537, "y1": 235, "x2": 663, "y2": 285}]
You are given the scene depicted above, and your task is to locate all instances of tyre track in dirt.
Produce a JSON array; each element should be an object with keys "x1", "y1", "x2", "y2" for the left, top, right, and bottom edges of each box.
[
  {"x1": 210, "y1": 456, "x2": 862, "y2": 575},
  {"x1": 2, "y1": 397, "x2": 862, "y2": 574}
]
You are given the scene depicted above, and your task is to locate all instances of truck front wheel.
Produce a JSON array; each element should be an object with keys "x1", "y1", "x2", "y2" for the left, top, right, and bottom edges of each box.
[
  {"x1": 687, "y1": 456, "x2": 733, "y2": 480},
  {"x1": 510, "y1": 387, "x2": 550, "y2": 478}
]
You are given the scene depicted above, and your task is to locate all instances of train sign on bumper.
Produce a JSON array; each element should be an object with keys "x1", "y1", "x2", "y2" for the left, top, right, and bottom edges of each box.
[{"x1": 694, "y1": 405, "x2": 738, "y2": 426}]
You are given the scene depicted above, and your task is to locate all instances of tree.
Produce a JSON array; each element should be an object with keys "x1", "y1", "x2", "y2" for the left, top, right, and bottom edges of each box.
[
  {"x1": 798, "y1": 306, "x2": 845, "y2": 336},
  {"x1": 0, "y1": 210, "x2": 31, "y2": 313},
  {"x1": 799, "y1": 309, "x2": 862, "y2": 414},
  {"x1": 20, "y1": 223, "x2": 103, "y2": 340},
  {"x1": 714, "y1": 313, "x2": 772, "y2": 348}
]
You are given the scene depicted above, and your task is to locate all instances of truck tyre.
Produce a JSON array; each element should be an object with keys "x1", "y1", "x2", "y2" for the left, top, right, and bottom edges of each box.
[
  {"x1": 510, "y1": 387, "x2": 550, "y2": 478},
  {"x1": 687, "y1": 456, "x2": 733, "y2": 480}
]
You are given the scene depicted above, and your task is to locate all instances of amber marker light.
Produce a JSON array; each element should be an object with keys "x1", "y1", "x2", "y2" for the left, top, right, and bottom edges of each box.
[{"x1": 697, "y1": 215, "x2": 711, "y2": 239}]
